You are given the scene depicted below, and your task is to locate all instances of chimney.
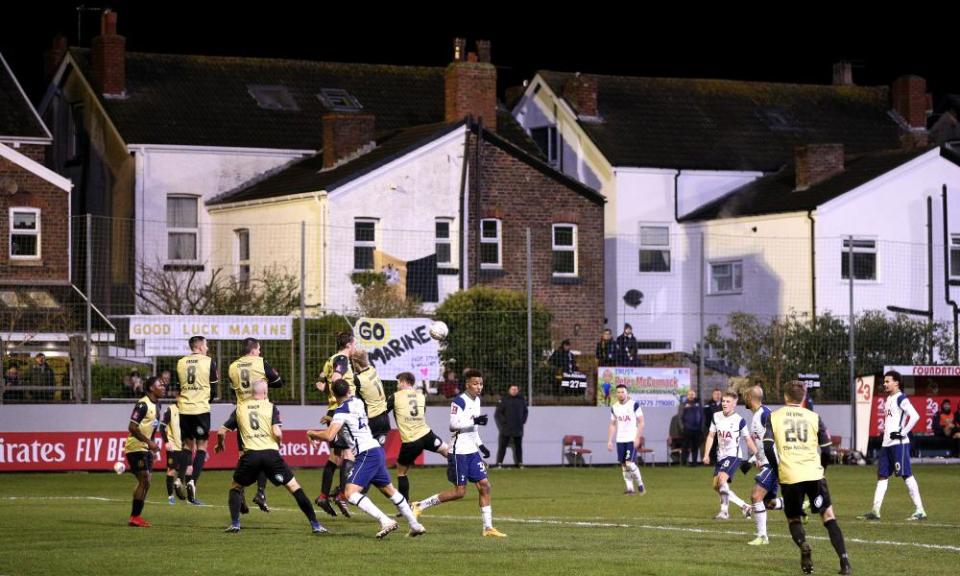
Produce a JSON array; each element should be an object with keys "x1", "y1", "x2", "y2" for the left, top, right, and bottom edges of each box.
[
  {"x1": 45, "y1": 35, "x2": 68, "y2": 80},
  {"x1": 562, "y1": 73, "x2": 598, "y2": 117},
  {"x1": 322, "y1": 113, "x2": 375, "y2": 169},
  {"x1": 91, "y1": 10, "x2": 125, "y2": 96},
  {"x1": 891, "y1": 75, "x2": 929, "y2": 129},
  {"x1": 445, "y1": 38, "x2": 497, "y2": 131},
  {"x1": 832, "y1": 61, "x2": 853, "y2": 86},
  {"x1": 794, "y1": 144, "x2": 844, "y2": 190}
]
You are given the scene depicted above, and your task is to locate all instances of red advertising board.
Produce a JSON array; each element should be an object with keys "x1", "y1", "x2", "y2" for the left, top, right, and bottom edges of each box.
[
  {"x1": 0, "y1": 429, "x2": 413, "y2": 472},
  {"x1": 868, "y1": 395, "x2": 960, "y2": 436}
]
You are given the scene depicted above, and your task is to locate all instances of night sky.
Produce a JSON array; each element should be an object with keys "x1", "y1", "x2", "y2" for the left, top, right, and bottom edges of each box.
[{"x1": 4, "y1": 2, "x2": 958, "y2": 106}]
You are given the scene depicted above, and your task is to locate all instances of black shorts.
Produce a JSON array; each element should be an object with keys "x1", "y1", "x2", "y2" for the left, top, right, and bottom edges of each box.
[
  {"x1": 369, "y1": 412, "x2": 391, "y2": 441},
  {"x1": 180, "y1": 413, "x2": 211, "y2": 441},
  {"x1": 782, "y1": 478, "x2": 832, "y2": 518},
  {"x1": 126, "y1": 451, "x2": 153, "y2": 475},
  {"x1": 166, "y1": 449, "x2": 191, "y2": 470},
  {"x1": 233, "y1": 450, "x2": 294, "y2": 487},
  {"x1": 397, "y1": 431, "x2": 444, "y2": 467}
]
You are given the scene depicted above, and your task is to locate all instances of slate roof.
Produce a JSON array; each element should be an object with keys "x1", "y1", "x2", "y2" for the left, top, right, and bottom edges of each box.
[
  {"x1": 680, "y1": 146, "x2": 959, "y2": 221},
  {"x1": 0, "y1": 53, "x2": 51, "y2": 141},
  {"x1": 538, "y1": 71, "x2": 906, "y2": 172}
]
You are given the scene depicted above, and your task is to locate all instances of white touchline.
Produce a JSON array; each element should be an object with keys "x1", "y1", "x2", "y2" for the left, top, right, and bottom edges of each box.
[{"x1": 2, "y1": 497, "x2": 958, "y2": 553}]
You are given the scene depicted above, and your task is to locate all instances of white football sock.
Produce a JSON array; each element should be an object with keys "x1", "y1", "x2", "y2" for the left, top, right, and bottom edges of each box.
[
  {"x1": 348, "y1": 492, "x2": 389, "y2": 525},
  {"x1": 622, "y1": 468, "x2": 633, "y2": 491},
  {"x1": 726, "y1": 488, "x2": 747, "y2": 509},
  {"x1": 754, "y1": 501, "x2": 767, "y2": 537},
  {"x1": 481, "y1": 505, "x2": 493, "y2": 530},
  {"x1": 419, "y1": 494, "x2": 442, "y2": 510},
  {"x1": 389, "y1": 491, "x2": 417, "y2": 525},
  {"x1": 904, "y1": 476, "x2": 924, "y2": 511},
  {"x1": 627, "y1": 462, "x2": 644, "y2": 486},
  {"x1": 872, "y1": 479, "x2": 888, "y2": 512}
]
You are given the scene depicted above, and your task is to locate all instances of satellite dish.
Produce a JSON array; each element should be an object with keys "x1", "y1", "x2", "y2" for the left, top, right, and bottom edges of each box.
[
  {"x1": 0, "y1": 177, "x2": 18, "y2": 195},
  {"x1": 623, "y1": 289, "x2": 643, "y2": 308}
]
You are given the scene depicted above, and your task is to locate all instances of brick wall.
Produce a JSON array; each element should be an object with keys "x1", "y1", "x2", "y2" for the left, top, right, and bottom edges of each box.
[
  {"x1": 0, "y1": 156, "x2": 69, "y2": 282},
  {"x1": 466, "y1": 132, "x2": 604, "y2": 353}
]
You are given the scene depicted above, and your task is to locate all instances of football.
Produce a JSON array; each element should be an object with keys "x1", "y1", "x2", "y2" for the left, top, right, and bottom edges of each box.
[
  {"x1": 428, "y1": 320, "x2": 449, "y2": 340},
  {"x1": 113, "y1": 461, "x2": 126, "y2": 475}
]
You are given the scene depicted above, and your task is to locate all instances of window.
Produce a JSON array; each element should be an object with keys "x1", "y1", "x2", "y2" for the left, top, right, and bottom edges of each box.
[
  {"x1": 840, "y1": 238, "x2": 877, "y2": 281},
  {"x1": 317, "y1": 88, "x2": 363, "y2": 112},
  {"x1": 639, "y1": 225, "x2": 670, "y2": 272},
  {"x1": 480, "y1": 219, "x2": 501, "y2": 268},
  {"x1": 354, "y1": 219, "x2": 376, "y2": 271},
  {"x1": 636, "y1": 341, "x2": 672, "y2": 351},
  {"x1": 950, "y1": 236, "x2": 960, "y2": 278},
  {"x1": 552, "y1": 224, "x2": 578, "y2": 276},
  {"x1": 436, "y1": 218, "x2": 454, "y2": 267},
  {"x1": 9, "y1": 208, "x2": 40, "y2": 259},
  {"x1": 710, "y1": 260, "x2": 742, "y2": 294},
  {"x1": 235, "y1": 228, "x2": 250, "y2": 288},
  {"x1": 247, "y1": 85, "x2": 299, "y2": 111},
  {"x1": 167, "y1": 196, "x2": 198, "y2": 261},
  {"x1": 530, "y1": 126, "x2": 559, "y2": 165}
]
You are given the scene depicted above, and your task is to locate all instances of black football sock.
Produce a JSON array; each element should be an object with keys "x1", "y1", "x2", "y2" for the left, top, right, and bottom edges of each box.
[
  {"x1": 398, "y1": 475, "x2": 410, "y2": 501},
  {"x1": 257, "y1": 471, "x2": 267, "y2": 495},
  {"x1": 321, "y1": 461, "x2": 337, "y2": 497},
  {"x1": 132, "y1": 499, "x2": 145, "y2": 517},
  {"x1": 789, "y1": 519, "x2": 807, "y2": 548},
  {"x1": 338, "y1": 460, "x2": 355, "y2": 496},
  {"x1": 191, "y1": 450, "x2": 207, "y2": 484},
  {"x1": 166, "y1": 476, "x2": 174, "y2": 496},
  {"x1": 228, "y1": 488, "x2": 243, "y2": 523},
  {"x1": 824, "y1": 519, "x2": 848, "y2": 561},
  {"x1": 293, "y1": 488, "x2": 318, "y2": 523}
]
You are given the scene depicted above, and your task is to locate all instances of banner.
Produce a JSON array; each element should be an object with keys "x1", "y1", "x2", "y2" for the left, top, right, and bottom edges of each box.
[
  {"x1": 0, "y1": 430, "x2": 411, "y2": 472},
  {"x1": 596, "y1": 367, "x2": 689, "y2": 407},
  {"x1": 129, "y1": 315, "x2": 293, "y2": 341},
  {"x1": 353, "y1": 317, "x2": 440, "y2": 381},
  {"x1": 868, "y1": 395, "x2": 960, "y2": 437}
]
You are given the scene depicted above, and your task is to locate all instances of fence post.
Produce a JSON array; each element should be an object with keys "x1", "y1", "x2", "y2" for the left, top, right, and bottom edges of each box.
[
  {"x1": 699, "y1": 232, "x2": 705, "y2": 398},
  {"x1": 85, "y1": 213, "x2": 92, "y2": 404},
  {"x1": 848, "y1": 235, "x2": 856, "y2": 449},
  {"x1": 300, "y1": 221, "x2": 307, "y2": 405},
  {"x1": 526, "y1": 227, "x2": 533, "y2": 406}
]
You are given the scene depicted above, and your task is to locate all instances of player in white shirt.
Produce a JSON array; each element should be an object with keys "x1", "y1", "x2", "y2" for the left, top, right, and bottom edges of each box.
[
  {"x1": 859, "y1": 370, "x2": 927, "y2": 521},
  {"x1": 703, "y1": 389, "x2": 757, "y2": 519},
  {"x1": 307, "y1": 380, "x2": 425, "y2": 538},
  {"x1": 606, "y1": 384, "x2": 646, "y2": 494},
  {"x1": 412, "y1": 369, "x2": 507, "y2": 538},
  {"x1": 743, "y1": 385, "x2": 783, "y2": 545}
]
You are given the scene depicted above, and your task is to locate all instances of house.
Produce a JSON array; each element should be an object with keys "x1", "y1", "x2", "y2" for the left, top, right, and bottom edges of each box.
[
  {"x1": 206, "y1": 43, "x2": 605, "y2": 352},
  {"x1": 512, "y1": 62, "x2": 930, "y2": 353},
  {"x1": 0, "y1": 51, "x2": 113, "y2": 372},
  {"x1": 679, "y1": 143, "x2": 960, "y2": 353},
  {"x1": 40, "y1": 10, "x2": 451, "y2": 316}
]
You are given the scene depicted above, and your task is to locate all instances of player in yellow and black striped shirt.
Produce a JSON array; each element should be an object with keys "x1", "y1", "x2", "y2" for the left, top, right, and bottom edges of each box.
[
  {"x1": 388, "y1": 371, "x2": 448, "y2": 502},
  {"x1": 215, "y1": 379, "x2": 327, "y2": 534},
  {"x1": 124, "y1": 376, "x2": 165, "y2": 528},
  {"x1": 176, "y1": 335, "x2": 220, "y2": 505},
  {"x1": 227, "y1": 337, "x2": 283, "y2": 512},
  {"x1": 313, "y1": 330, "x2": 356, "y2": 518},
  {"x1": 764, "y1": 381, "x2": 850, "y2": 575}
]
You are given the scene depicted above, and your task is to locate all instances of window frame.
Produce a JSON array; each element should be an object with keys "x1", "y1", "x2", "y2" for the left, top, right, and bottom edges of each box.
[{"x1": 9, "y1": 207, "x2": 41, "y2": 260}]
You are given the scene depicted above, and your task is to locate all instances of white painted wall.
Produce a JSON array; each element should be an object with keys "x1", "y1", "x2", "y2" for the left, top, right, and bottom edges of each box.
[
  {"x1": 814, "y1": 151, "x2": 960, "y2": 326},
  {"x1": 322, "y1": 129, "x2": 467, "y2": 313},
  {"x1": 134, "y1": 146, "x2": 309, "y2": 275}
]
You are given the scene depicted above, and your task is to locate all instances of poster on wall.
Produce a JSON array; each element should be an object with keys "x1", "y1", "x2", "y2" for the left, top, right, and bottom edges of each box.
[{"x1": 596, "y1": 367, "x2": 689, "y2": 407}]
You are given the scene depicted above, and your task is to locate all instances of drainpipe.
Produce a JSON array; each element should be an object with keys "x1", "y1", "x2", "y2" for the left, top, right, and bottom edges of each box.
[
  {"x1": 807, "y1": 211, "x2": 817, "y2": 325},
  {"x1": 942, "y1": 186, "x2": 959, "y2": 358}
]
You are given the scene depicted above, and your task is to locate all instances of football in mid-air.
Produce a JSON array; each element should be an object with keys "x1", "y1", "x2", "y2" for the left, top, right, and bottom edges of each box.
[
  {"x1": 429, "y1": 320, "x2": 449, "y2": 341},
  {"x1": 113, "y1": 461, "x2": 126, "y2": 475}
]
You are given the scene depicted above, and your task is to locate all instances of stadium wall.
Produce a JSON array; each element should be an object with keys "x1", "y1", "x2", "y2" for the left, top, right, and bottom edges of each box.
[{"x1": 0, "y1": 404, "x2": 853, "y2": 469}]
